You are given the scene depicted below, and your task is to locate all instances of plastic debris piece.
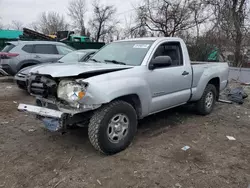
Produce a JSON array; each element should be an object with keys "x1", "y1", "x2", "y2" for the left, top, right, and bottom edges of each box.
[
  {"x1": 6, "y1": 86, "x2": 12, "y2": 89},
  {"x1": 226, "y1": 136, "x2": 236, "y2": 141},
  {"x1": 28, "y1": 129, "x2": 35, "y2": 132},
  {"x1": 97, "y1": 179, "x2": 102, "y2": 185},
  {"x1": 218, "y1": 99, "x2": 233, "y2": 104},
  {"x1": 13, "y1": 101, "x2": 17, "y2": 104},
  {"x1": 175, "y1": 183, "x2": 182, "y2": 188},
  {"x1": 2, "y1": 121, "x2": 9, "y2": 124},
  {"x1": 181, "y1": 146, "x2": 190, "y2": 151}
]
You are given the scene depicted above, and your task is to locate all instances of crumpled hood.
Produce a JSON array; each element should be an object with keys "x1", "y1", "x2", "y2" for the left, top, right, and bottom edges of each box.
[{"x1": 30, "y1": 62, "x2": 133, "y2": 77}]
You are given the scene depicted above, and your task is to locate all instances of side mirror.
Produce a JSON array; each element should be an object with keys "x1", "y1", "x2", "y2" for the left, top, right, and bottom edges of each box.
[{"x1": 149, "y1": 56, "x2": 172, "y2": 70}]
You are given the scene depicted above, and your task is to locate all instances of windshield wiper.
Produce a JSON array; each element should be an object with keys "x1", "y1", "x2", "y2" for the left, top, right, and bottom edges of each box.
[
  {"x1": 89, "y1": 58, "x2": 101, "y2": 63},
  {"x1": 104, "y1": 59, "x2": 126, "y2": 65}
]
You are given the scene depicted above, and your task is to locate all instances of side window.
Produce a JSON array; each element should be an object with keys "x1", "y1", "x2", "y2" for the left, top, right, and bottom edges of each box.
[
  {"x1": 33, "y1": 44, "x2": 58, "y2": 54},
  {"x1": 56, "y1": 45, "x2": 74, "y2": 55},
  {"x1": 22, "y1": 45, "x2": 34, "y2": 53},
  {"x1": 152, "y1": 42, "x2": 183, "y2": 66}
]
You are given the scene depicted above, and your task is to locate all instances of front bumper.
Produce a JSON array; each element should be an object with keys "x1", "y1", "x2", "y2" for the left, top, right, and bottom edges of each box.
[
  {"x1": 18, "y1": 103, "x2": 65, "y2": 131},
  {"x1": 18, "y1": 103, "x2": 64, "y2": 118}
]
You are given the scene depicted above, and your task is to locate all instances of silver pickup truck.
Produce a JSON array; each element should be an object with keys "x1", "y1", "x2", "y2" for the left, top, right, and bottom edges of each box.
[{"x1": 18, "y1": 37, "x2": 229, "y2": 154}]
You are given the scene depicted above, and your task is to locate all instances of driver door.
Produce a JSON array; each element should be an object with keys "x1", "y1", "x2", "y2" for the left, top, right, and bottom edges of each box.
[{"x1": 147, "y1": 42, "x2": 192, "y2": 114}]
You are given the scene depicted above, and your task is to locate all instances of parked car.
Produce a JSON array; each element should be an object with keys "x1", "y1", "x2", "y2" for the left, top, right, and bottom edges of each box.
[
  {"x1": 0, "y1": 41, "x2": 74, "y2": 76},
  {"x1": 14, "y1": 49, "x2": 98, "y2": 90},
  {"x1": 18, "y1": 37, "x2": 229, "y2": 155}
]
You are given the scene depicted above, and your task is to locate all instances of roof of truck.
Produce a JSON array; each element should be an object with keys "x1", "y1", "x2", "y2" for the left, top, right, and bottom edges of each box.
[{"x1": 117, "y1": 37, "x2": 182, "y2": 42}]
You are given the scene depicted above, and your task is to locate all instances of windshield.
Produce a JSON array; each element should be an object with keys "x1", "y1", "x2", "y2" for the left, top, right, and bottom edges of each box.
[
  {"x1": 89, "y1": 41, "x2": 154, "y2": 66},
  {"x1": 59, "y1": 51, "x2": 87, "y2": 63}
]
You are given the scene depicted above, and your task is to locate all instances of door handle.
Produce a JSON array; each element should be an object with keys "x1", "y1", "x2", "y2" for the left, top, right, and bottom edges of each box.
[
  {"x1": 182, "y1": 71, "x2": 189, "y2": 76},
  {"x1": 35, "y1": 55, "x2": 41, "y2": 58}
]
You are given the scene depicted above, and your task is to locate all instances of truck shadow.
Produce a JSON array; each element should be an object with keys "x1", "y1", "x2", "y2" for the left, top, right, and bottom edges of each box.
[
  {"x1": 68, "y1": 104, "x2": 198, "y2": 141},
  {"x1": 137, "y1": 104, "x2": 198, "y2": 136}
]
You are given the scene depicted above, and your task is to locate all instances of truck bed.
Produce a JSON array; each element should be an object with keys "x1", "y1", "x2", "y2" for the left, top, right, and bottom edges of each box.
[{"x1": 190, "y1": 61, "x2": 229, "y2": 101}]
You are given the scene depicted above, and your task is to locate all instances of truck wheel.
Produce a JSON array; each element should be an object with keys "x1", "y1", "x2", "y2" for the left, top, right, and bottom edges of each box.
[
  {"x1": 88, "y1": 100, "x2": 137, "y2": 155},
  {"x1": 196, "y1": 84, "x2": 217, "y2": 115}
]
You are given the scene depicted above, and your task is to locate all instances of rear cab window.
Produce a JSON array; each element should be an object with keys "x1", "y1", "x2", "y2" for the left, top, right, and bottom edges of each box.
[
  {"x1": 33, "y1": 44, "x2": 58, "y2": 54},
  {"x1": 1, "y1": 43, "x2": 16, "y2": 52}
]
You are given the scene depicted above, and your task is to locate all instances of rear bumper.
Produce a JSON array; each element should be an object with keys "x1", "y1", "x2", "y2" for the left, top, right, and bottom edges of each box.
[
  {"x1": 0, "y1": 64, "x2": 15, "y2": 76},
  {"x1": 0, "y1": 65, "x2": 10, "y2": 76}
]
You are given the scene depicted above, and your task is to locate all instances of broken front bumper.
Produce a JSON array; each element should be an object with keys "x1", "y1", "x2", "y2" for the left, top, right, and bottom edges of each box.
[{"x1": 18, "y1": 103, "x2": 66, "y2": 132}]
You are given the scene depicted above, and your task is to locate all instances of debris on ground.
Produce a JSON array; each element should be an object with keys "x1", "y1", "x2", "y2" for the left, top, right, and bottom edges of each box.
[
  {"x1": 241, "y1": 82, "x2": 250, "y2": 86},
  {"x1": 54, "y1": 178, "x2": 65, "y2": 188},
  {"x1": 226, "y1": 136, "x2": 236, "y2": 141},
  {"x1": 218, "y1": 99, "x2": 233, "y2": 104},
  {"x1": 97, "y1": 179, "x2": 102, "y2": 185},
  {"x1": 181, "y1": 146, "x2": 190, "y2": 151},
  {"x1": 226, "y1": 87, "x2": 248, "y2": 104},
  {"x1": 1, "y1": 121, "x2": 9, "y2": 124},
  {"x1": 28, "y1": 129, "x2": 36, "y2": 132},
  {"x1": 5, "y1": 86, "x2": 12, "y2": 89},
  {"x1": 13, "y1": 101, "x2": 17, "y2": 104},
  {"x1": 67, "y1": 156, "x2": 73, "y2": 164},
  {"x1": 175, "y1": 183, "x2": 182, "y2": 188}
]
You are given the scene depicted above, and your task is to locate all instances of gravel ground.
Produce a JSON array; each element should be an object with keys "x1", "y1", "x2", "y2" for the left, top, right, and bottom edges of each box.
[{"x1": 0, "y1": 80, "x2": 250, "y2": 188}]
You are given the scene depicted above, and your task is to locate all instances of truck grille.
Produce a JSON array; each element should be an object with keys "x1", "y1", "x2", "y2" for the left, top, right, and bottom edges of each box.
[{"x1": 28, "y1": 75, "x2": 57, "y2": 98}]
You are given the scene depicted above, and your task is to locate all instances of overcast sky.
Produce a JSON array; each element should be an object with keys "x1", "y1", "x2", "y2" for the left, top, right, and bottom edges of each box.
[{"x1": 0, "y1": 0, "x2": 139, "y2": 27}]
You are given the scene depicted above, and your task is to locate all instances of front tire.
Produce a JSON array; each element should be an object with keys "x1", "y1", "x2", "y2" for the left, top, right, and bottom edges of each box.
[
  {"x1": 88, "y1": 100, "x2": 137, "y2": 155},
  {"x1": 196, "y1": 84, "x2": 217, "y2": 115}
]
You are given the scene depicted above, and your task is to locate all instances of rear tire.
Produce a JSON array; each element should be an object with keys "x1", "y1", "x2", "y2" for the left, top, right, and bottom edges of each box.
[
  {"x1": 88, "y1": 100, "x2": 137, "y2": 155},
  {"x1": 196, "y1": 84, "x2": 217, "y2": 115}
]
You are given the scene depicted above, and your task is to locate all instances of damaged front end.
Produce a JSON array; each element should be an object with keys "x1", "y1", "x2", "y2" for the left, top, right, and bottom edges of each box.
[{"x1": 18, "y1": 74, "x2": 102, "y2": 132}]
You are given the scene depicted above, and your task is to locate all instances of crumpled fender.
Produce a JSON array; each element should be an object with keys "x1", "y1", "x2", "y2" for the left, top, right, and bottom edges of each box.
[{"x1": 78, "y1": 77, "x2": 151, "y2": 117}]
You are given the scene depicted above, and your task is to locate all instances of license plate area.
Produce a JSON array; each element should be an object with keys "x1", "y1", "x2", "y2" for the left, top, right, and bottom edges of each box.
[{"x1": 42, "y1": 118, "x2": 62, "y2": 132}]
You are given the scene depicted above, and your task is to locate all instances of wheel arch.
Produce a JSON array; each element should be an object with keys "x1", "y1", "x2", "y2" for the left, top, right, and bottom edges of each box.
[
  {"x1": 17, "y1": 60, "x2": 41, "y2": 71},
  {"x1": 111, "y1": 94, "x2": 142, "y2": 119},
  {"x1": 207, "y1": 77, "x2": 220, "y2": 100}
]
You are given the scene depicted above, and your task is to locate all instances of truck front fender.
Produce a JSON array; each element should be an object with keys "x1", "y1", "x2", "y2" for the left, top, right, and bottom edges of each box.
[{"x1": 79, "y1": 77, "x2": 151, "y2": 117}]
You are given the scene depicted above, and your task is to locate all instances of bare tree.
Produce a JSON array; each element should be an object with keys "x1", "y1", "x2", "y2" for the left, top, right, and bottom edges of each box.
[
  {"x1": 38, "y1": 11, "x2": 69, "y2": 35},
  {"x1": 27, "y1": 22, "x2": 39, "y2": 31},
  {"x1": 68, "y1": 0, "x2": 87, "y2": 36},
  {"x1": 188, "y1": 1, "x2": 211, "y2": 42},
  {"x1": 89, "y1": 1, "x2": 117, "y2": 42},
  {"x1": 11, "y1": 20, "x2": 23, "y2": 30},
  {"x1": 137, "y1": 0, "x2": 210, "y2": 37},
  {"x1": 208, "y1": 0, "x2": 248, "y2": 67}
]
